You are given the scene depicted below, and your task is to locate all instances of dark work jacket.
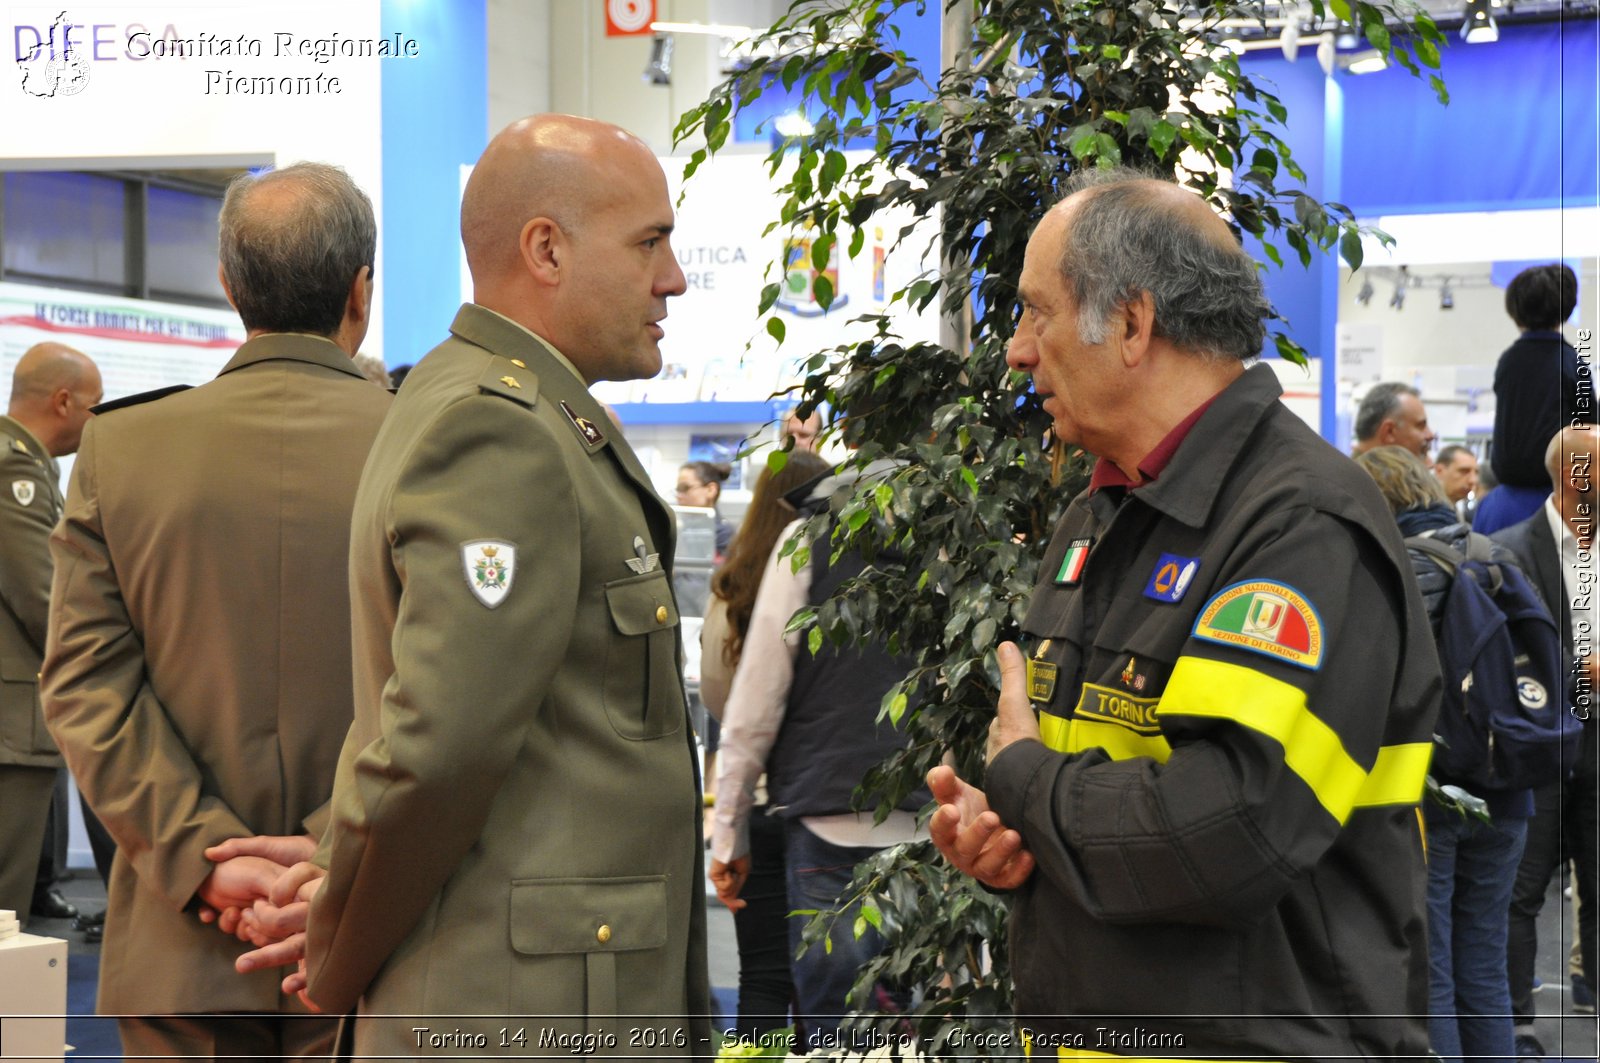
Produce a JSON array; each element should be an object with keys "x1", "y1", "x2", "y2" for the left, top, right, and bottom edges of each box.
[
  {"x1": 1492, "y1": 331, "x2": 1590, "y2": 487},
  {"x1": 989, "y1": 363, "x2": 1436, "y2": 1060},
  {"x1": 766, "y1": 517, "x2": 928, "y2": 819}
]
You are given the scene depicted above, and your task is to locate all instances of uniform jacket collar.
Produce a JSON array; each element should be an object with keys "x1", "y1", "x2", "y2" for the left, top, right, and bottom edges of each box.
[
  {"x1": 446, "y1": 302, "x2": 667, "y2": 538},
  {"x1": 1126, "y1": 362, "x2": 1283, "y2": 530},
  {"x1": 0, "y1": 413, "x2": 54, "y2": 469},
  {"x1": 218, "y1": 333, "x2": 366, "y2": 380}
]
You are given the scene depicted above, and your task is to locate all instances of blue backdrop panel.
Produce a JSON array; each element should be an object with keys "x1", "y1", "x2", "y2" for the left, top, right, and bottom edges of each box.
[
  {"x1": 380, "y1": 0, "x2": 487, "y2": 368},
  {"x1": 1340, "y1": 21, "x2": 1599, "y2": 215}
]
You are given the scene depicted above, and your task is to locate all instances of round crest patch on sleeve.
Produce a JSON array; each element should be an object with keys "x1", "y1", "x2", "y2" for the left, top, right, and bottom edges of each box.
[
  {"x1": 462, "y1": 540, "x2": 516, "y2": 608},
  {"x1": 1192, "y1": 579, "x2": 1324, "y2": 670},
  {"x1": 12, "y1": 479, "x2": 36, "y2": 506}
]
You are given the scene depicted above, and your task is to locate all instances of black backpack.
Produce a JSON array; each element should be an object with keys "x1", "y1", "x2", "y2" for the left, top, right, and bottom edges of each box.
[{"x1": 1408, "y1": 532, "x2": 1582, "y2": 793}]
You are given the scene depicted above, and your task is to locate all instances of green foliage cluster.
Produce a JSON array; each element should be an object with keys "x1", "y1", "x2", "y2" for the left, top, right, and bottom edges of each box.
[{"x1": 678, "y1": 2, "x2": 1444, "y2": 1056}]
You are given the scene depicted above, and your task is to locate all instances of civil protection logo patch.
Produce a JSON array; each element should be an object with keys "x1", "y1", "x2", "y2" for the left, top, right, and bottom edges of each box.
[
  {"x1": 462, "y1": 540, "x2": 515, "y2": 608},
  {"x1": 11, "y1": 479, "x2": 35, "y2": 506},
  {"x1": 1192, "y1": 579, "x2": 1324, "y2": 670}
]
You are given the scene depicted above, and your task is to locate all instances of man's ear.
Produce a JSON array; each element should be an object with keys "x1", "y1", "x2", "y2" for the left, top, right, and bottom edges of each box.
[
  {"x1": 218, "y1": 265, "x2": 239, "y2": 314},
  {"x1": 519, "y1": 217, "x2": 563, "y2": 286},
  {"x1": 345, "y1": 266, "x2": 373, "y2": 329},
  {"x1": 1116, "y1": 290, "x2": 1157, "y2": 368}
]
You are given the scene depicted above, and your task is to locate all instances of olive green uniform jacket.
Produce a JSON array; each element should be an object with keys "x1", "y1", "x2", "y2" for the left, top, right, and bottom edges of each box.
[
  {"x1": 0, "y1": 415, "x2": 64, "y2": 919},
  {"x1": 41, "y1": 335, "x2": 391, "y2": 1013},
  {"x1": 0, "y1": 415, "x2": 61, "y2": 766},
  {"x1": 306, "y1": 304, "x2": 712, "y2": 1058}
]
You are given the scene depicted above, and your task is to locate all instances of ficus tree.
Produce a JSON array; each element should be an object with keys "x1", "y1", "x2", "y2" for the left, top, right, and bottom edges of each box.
[{"x1": 678, "y1": 2, "x2": 1445, "y2": 1056}]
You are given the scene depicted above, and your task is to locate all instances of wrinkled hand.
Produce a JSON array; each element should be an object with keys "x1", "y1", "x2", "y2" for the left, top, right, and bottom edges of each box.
[
  {"x1": 234, "y1": 863, "x2": 326, "y2": 1011},
  {"x1": 196, "y1": 855, "x2": 285, "y2": 926},
  {"x1": 233, "y1": 862, "x2": 325, "y2": 969},
  {"x1": 708, "y1": 856, "x2": 750, "y2": 912},
  {"x1": 985, "y1": 641, "x2": 1042, "y2": 766},
  {"x1": 927, "y1": 765, "x2": 1035, "y2": 891},
  {"x1": 198, "y1": 835, "x2": 317, "y2": 940}
]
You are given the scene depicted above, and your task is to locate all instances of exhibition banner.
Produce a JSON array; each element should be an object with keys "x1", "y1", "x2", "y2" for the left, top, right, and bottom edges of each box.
[{"x1": 0, "y1": 281, "x2": 243, "y2": 406}]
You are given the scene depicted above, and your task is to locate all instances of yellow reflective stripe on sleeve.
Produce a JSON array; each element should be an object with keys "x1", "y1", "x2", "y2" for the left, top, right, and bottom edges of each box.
[
  {"x1": 1158, "y1": 656, "x2": 1426, "y2": 824},
  {"x1": 1037, "y1": 711, "x2": 1173, "y2": 762},
  {"x1": 1362, "y1": 741, "x2": 1433, "y2": 806}
]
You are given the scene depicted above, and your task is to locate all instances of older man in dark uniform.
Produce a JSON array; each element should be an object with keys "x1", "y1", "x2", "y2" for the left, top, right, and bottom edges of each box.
[
  {"x1": 0, "y1": 342, "x2": 99, "y2": 927},
  {"x1": 40, "y1": 162, "x2": 390, "y2": 1059},
  {"x1": 929, "y1": 170, "x2": 1438, "y2": 1058}
]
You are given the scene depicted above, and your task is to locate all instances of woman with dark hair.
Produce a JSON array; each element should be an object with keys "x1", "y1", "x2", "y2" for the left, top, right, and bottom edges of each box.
[
  {"x1": 698, "y1": 450, "x2": 829, "y2": 1045},
  {"x1": 676, "y1": 460, "x2": 734, "y2": 558}
]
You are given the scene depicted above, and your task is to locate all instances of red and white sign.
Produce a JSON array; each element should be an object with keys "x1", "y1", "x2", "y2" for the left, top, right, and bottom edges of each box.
[{"x1": 604, "y1": 0, "x2": 654, "y2": 37}]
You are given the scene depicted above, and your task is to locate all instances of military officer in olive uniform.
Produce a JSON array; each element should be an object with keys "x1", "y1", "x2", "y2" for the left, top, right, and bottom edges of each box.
[
  {"x1": 0, "y1": 342, "x2": 100, "y2": 925},
  {"x1": 40, "y1": 163, "x2": 389, "y2": 1060},
  {"x1": 242, "y1": 115, "x2": 710, "y2": 1058}
]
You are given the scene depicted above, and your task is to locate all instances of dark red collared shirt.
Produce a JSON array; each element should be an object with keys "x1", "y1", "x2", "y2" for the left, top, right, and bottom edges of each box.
[{"x1": 1087, "y1": 392, "x2": 1222, "y2": 494}]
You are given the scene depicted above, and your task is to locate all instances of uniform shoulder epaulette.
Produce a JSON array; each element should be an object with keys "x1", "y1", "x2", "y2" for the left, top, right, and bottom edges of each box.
[
  {"x1": 477, "y1": 357, "x2": 540, "y2": 409},
  {"x1": 91, "y1": 384, "x2": 192, "y2": 416}
]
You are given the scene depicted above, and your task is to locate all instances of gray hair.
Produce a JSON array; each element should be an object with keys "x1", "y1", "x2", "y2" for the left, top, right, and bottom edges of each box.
[
  {"x1": 1354, "y1": 382, "x2": 1419, "y2": 444},
  {"x1": 219, "y1": 162, "x2": 375, "y2": 337},
  {"x1": 1056, "y1": 169, "x2": 1270, "y2": 361}
]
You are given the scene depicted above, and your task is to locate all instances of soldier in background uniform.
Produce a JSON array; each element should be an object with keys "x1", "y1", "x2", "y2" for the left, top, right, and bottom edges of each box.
[
  {"x1": 235, "y1": 113, "x2": 712, "y2": 1059},
  {"x1": 40, "y1": 162, "x2": 390, "y2": 1060},
  {"x1": 0, "y1": 342, "x2": 99, "y2": 927}
]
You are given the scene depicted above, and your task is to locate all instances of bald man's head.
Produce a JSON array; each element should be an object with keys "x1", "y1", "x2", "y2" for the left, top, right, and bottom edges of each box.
[
  {"x1": 460, "y1": 114, "x2": 687, "y2": 384},
  {"x1": 7, "y1": 342, "x2": 103, "y2": 456},
  {"x1": 1052, "y1": 170, "x2": 1270, "y2": 361},
  {"x1": 1546, "y1": 423, "x2": 1599, "y2": 496},
  {"x1": 460, "y1": 114, "x2": 658, "y2": 285}
]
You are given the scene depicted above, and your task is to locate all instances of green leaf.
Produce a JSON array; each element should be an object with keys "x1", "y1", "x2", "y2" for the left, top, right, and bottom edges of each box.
[
  {"x1": 780, "y1": 55, "x2": 804, "y2": 91},
  {"x1": 1430, "y1": 75, "x2": 1450, "y2": 105},
  {"x1": 959, "y1": 466, "x2": 978, "y2": 495},
  {"x1": 860, "y1": 902, "x2": 883, "y2": 931},
  {"x1": 1339, "y1": 229, "x2": 1364, "y2": 271},
  {"x1": 1102, "y1": 44, "x2": 1123, "y2": 60},
  {"x1": 1092, "y1": 133, "x2": 1122, "y2": 166},
  {"x1": 766, "y1": 316, "x2": 786, "y2": 345},
  {"x1": 758, "y1": 282, "x2": 782, "y2": 315},
  {"x1": 810, "y1": 233, "x2": 835, "y2": 273},
  {"x1": 972, "y1": 617, "x2": 996, "y2": 653},
  {"x1": 1147, "y1": 119, "x2": 1177, "y2": 159},
  {"x1": 1262, "y1": 242, "x2": 1283, "y2": 268},
  {"x1": 886, "y1": 691, "x2": 908, "y2": 725},
  {"x1": 1329, "y1": 0, "x2": 1353, "y2": 22},
  {"x1": 1250, "y1": 148, "x2": 1278, "y2": 178},
  {"x1": 808, "y1": 628, "x2": 823, "y2": 657},
  {"x1": 848, "y1": 227, "x2": 865, "y2": 258},
  {"x1": 812, "y1": 273, "x2": 835, "y2": 310},
  {"x1": 1103, "y1": 109, "x2": 1128, "y2": 124},
  {"x1": 1415, "y1": 35, "x2": 1440, "y2": 69},
  {"x1": 1363, "y1": 16, "x2": 1391, "y2": 55},
  {"x1": 767, "y1": 449, "x2": 789, "y2": 474}
]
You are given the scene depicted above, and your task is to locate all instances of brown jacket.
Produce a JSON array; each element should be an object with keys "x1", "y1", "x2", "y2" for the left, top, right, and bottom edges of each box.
[
  {"x1": 306, "y1": 305, "x2": 712, "y2": 1057},
  {"x1": 41, "y1": 334, "x2": 390, "y2": 1013}
]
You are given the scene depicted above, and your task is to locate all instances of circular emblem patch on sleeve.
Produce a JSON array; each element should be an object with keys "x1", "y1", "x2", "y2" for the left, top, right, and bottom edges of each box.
[
  {"x1": 462, "y1": 540, "x2": 516, "y2": 608},
  {"x1": 1192, "y1": 579, "x2": 1324, "y2": 670}
]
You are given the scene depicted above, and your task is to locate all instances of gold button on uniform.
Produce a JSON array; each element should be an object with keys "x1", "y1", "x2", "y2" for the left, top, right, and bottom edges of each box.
[
  {"x1": 596, "y1": 924, "x2": 612, "y2": 944},
  {"x1": 510, "y1": 359, "x2": 527, "y2": 369},
  {"x1": 655, "y1": 605, "x2": 668, "y2": 624}
]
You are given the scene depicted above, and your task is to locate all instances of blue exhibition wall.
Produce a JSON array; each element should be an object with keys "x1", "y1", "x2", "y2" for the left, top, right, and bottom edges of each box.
[
  {"x1": 379, "y1": 0, "x2": 487, "y2": 368},
  {"x1": 1337, "y1": 20, "x2": 1599, "y2": 215}
]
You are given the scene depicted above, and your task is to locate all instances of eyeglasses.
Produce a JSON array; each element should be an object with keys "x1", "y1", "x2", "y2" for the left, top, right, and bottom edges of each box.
[{"x1": 674, "y1": 481, "x2": 705, "y2": 495}]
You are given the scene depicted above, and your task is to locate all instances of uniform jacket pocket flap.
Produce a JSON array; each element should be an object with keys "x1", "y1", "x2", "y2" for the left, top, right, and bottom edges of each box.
[
  {"x1": 0, "y1": 657, "x2": 38, "y2": 682},
  {"x1": 509, "y1": 876, "x2": 668, "y2": 955},
  {"x1": 603, "y1": 571, "x2": 679, "y2": 636}
]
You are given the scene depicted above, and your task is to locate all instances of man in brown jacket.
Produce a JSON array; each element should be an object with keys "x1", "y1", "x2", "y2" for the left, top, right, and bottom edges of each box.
[
  {"x1": 40, "y1": 162, "x2": 391, "y2": 1059},
  {"x1": 0, "y1": 342, "x2": 100, "y2": 926}
]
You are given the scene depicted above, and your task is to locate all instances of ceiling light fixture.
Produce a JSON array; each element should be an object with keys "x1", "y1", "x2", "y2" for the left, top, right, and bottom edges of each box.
[
  {"x1": 1461, "y1": 0, "x2": 1499, "y2": 43},
  {"x1": 1344, "y1": 48, "x2": 1389, "y2": 74}
]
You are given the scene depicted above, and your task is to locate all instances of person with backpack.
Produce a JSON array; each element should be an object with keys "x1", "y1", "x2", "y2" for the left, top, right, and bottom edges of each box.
[
  {"x1": 1492, "y1": 424, "x2": 1599, "y2": 1059},
  {"x1": 1356, "y1": 445, "x2": 1573, "y2": 1063}
]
